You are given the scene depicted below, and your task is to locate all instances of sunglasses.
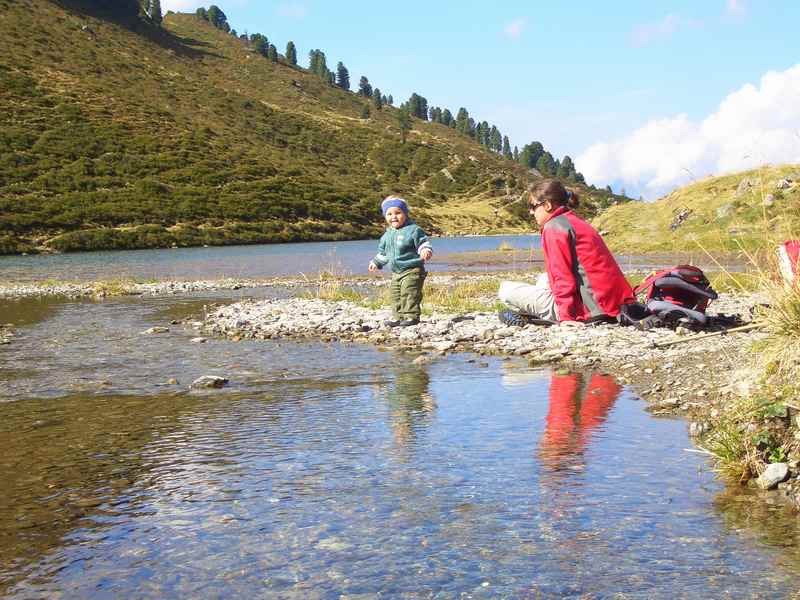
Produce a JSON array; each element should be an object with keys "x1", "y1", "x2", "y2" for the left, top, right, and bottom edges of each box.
[{"x1": 528, "y1": 200, "x2": 546, "y2": 212}]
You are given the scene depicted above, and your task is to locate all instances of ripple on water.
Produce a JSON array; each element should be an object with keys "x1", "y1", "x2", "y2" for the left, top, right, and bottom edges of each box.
[{"x1": 2, "y1": 295, "x2": 800, "y2": 597}]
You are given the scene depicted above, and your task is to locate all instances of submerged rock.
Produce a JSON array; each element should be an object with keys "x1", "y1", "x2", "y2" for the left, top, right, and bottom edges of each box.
[
  {"x1": 142, "y1": 326, "x2": 169, "y2": 334},
  {"x1": 191, "y1": 375, "x2": 229, "y2": 389}
]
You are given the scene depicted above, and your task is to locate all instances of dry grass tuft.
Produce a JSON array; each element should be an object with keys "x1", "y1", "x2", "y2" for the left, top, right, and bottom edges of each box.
[
  {"x1": 300, "y1": 268, "x2": 365, "y2": 303},
  {"x1": 755, "y1": 280, "x2": 800, "y2": 385}
]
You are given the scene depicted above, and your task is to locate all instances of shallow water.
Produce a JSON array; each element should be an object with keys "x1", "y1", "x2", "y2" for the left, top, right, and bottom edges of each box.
[
  {"x1": 0, "y1": 235, "x2": 540, "y2": 283},
  {"x1": 2, "y1": 295, "x2": 800, "y2": 598}
]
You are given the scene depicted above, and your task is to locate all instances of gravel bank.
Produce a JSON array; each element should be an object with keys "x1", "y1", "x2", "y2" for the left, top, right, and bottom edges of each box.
[{"x1": 202, "y1": 292, "x2": 766, "y2": 405}]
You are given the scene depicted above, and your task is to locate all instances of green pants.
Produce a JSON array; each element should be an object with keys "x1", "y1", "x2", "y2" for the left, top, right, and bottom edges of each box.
[{"x1": 390, "y1": 267, "x2": 426, "y2": 320}]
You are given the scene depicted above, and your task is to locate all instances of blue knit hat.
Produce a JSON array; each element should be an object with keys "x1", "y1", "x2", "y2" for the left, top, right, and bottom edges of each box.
[{"x1": 381, "y1": 196, "x2": 409, "y2": 216}]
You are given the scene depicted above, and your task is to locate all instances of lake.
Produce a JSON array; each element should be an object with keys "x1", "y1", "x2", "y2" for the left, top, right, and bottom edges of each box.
[
  {"x1": 0, "y1": 235, "x2": 541, "y2": 283},
  {"x1": 2, "y1": 292, "x2": 800, "y2": 598}
]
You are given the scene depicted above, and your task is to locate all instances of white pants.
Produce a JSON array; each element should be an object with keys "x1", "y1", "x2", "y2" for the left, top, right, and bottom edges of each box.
[{"x1": 498, "y1": 273, "x2": 558, "y2": 321}]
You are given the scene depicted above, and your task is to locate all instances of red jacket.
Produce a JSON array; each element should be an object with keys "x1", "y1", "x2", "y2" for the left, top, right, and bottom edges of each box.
[{"x1": 541, "y1": 207, "x2": 634, "y2": 321}]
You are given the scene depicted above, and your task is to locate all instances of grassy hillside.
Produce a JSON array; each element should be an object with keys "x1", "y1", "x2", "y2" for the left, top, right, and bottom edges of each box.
[
  {"x1": 0, "y1": 0, "x2": 624, "y2": 255},
  {"x1": 593, "y1": 164, "x2": 800, "y2": 254}
]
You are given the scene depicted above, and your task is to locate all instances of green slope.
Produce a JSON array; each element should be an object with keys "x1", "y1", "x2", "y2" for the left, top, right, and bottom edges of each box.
[
  {"x1": 593, "y1": 164, "x2": 800, "y2": 254},
  {"x1": 0, "y1": 0, "x2": 617, "y2": 254}
]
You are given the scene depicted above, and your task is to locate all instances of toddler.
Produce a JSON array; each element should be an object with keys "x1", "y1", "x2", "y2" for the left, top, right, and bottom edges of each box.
[{"x1": 368, "y1": 196, "x2": 432, "y2": 327}]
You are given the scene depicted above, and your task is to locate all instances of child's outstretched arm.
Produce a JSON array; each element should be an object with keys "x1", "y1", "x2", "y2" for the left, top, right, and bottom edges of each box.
[
  {"x1": 369, "y1": 235, "x2": 389, "y2": 271},
  {"x1": 416, "y1": 229, "x2": 433, "y2": 261}
]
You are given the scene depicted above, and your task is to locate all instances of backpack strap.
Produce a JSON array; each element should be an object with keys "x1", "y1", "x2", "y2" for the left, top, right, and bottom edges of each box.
[
  {"x1": 652, "y1": 276, "x2": 718, "y2": 300},
  {"x1": 646, "y1": 300, "x2": 708, "y2": 325}
]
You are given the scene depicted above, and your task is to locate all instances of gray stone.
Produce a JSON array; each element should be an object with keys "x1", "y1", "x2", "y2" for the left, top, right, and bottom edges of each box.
[
  {"x1": 715, "y1": 203, "x2": 734, "y2": 219},
  {"x1": 191, "y1": 375, "x2": 229, "y2": 389},
  {"x1": 190, "y1": 337, "x2": 207, "y2": 343},
  {"x1": 141, "y1": 326, "x2": 169, "y2": 334},
  {"x1": 757, "y1": 463, "x2": 789, "y2": 490},
  {"x1": 735, "y1": 178, "x2": 754, "y2": 197}
]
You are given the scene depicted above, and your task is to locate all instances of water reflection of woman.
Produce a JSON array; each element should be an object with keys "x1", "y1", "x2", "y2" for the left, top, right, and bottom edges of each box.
[
  {"x1": 539, "y1": 372, "x2": 621, "y2": 472},
  {"x1": 386, "y1": 366, "x2": 436, "y2": 450}
]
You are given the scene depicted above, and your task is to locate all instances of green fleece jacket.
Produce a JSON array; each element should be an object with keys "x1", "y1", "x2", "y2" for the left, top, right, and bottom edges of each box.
[{"x1": 370, "y1": 222, "x2": 433, "y2": 274}]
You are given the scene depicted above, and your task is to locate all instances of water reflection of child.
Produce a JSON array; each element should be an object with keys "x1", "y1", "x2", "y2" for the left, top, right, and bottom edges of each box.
[
  {"x1": 386, "y1": 366, "x2": 436, "y2": 449},
  {"x1": 539, "y1": 372, "x2": 621, "y2": 472}
]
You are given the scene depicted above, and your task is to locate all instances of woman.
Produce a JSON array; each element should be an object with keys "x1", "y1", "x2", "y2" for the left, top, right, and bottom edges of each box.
[{"x1": 498, "y1": 179, "x2": 634, "y2": 325}]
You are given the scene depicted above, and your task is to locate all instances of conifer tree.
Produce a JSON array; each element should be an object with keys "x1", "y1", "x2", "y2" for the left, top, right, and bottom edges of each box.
[
  {"x1": 536, "y1": 152, "x2": 557, "y2": 176},
  {"x1": 387, "y1": 95, "x2": 393, "y2": 106},
  {"x1": 475, "y1": 121, "x2": 486, "y2": 145},
  {"x1": 398, "y1": 106, "x2": 412, "y2": 143},
  {"x1": 358, "y1": 76, "x2": 373, "y2": 97},
  {"x1": 336, "y1": 62, "x2": 350, "y2": 90},
  {"x1": 441, "y1": 109, "x2": 453, "y2": 127},
  {"x1": 267, "y1": 44, "x2": 278, "y2": 63},
  {"x1": 489, "y1": 126, "x2": 501, "y2": 152},
  {"x1": 285, "y1": 41, "x2": 297, "y2": 66},
  {"x1": 406, "y1": 94, "x2": 429, "y2": 120},
  {"x1": 382, "y1": 94, "x2": 388, "y2": 106},
  {"x1": 148, "y1": 0, "x2": 162, "y2": 25},
  {"x1": 513, "y1": 146, "x2": 519, "y2": 161},
  {"x1": 361, "y1": 104, "x2": 371, "y2": 119},
  {"x1": 519, "y1": 141, "x2": 544, "y2": 169},
  {"x1": 196, "y1": 7, "x2": 208, "y2": 20},
  {"x1": 467, "y1": 117, "x2": 476, "y2": 138},
  {"x1": 455, "y1": 108, "x2": 469, "y2": 134},
  {"x1": 475, "y1": 122, "x2": 485, "y2": 146},
  {"x1": 557, "y1": 155, "x2": 576, "y2": 180},
  {"x1": 605, "y1": 185, "x2": 613, "y2": 194},
  {"x1": 372, "y1": 88, "x2": 383, "y2": 110},
  {"x1": 502, "y1": 136, "x2": 512, "y2": 159},
  {"x1": 207, "y1": 5, "x2": 227, "y2": 30},
  {"x1": 308, "y1": 50, "x2": 330, "y2": 81},
  {"x1": 408, "y1": 94, "x2": 421, "y2": 118},
  {"x1": 250, "y1": 33, "x2": 268, "y2": 57}
]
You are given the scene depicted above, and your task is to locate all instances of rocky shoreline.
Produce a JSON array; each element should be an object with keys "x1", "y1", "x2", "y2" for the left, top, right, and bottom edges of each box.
[{"x1": 0, "y1": 277, "x2": 313, "y2": 299}]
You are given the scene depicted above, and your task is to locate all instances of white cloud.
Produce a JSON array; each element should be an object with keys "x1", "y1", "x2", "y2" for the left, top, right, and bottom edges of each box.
[
  {"x1": 503, "y1": 18, "x2": 527, "y2": 40},
  {"x1": 577, "y1": 64, "x2": 800, "y2": 199},
  {"x1": 630, "y1": 14, "x2": 700, "y2": 46},
  {"x1": 276, "y1": 3, "x2": 308, "y2": 18}
]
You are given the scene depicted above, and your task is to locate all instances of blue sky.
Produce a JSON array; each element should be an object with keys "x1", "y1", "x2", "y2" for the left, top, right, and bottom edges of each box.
[{"x1": 164, "y1": 0, "x2": 800, "y2": 198}]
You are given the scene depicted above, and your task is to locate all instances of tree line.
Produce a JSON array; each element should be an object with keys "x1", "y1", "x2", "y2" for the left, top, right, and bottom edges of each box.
[{"x1": 173, "y1": 4, "x2": 586, "y2": 182}]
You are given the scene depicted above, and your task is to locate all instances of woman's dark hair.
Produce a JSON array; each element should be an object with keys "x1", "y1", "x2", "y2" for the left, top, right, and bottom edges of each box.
[{"x1": 528, "y1": 179, "x2": 580, "y2": 210}]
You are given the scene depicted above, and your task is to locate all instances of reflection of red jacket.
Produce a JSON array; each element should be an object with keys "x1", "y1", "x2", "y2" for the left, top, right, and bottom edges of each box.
[
  {"x1": 541, "y1": 373, "x2": 621, "y2": 461},
  {"x1": 541, "y1": 207, "x2": 634, "y2": 321}
]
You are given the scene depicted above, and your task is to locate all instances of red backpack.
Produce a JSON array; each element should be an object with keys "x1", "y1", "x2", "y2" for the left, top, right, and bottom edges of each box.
[
  {"x1": 633, "y1": 264, "x2": 717, "y2": 312},
  {"x1": 633, "y1": 265, "x2": 717, "y2": 326}
]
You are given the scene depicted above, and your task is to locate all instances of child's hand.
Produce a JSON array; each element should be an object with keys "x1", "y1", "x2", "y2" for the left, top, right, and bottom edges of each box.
[
  {"x1": 420, "y1": 248, "x2": 432, "y2": 261},
  {"x1": 368, "y1": 262, "x2": 377, "y2": 272}
]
